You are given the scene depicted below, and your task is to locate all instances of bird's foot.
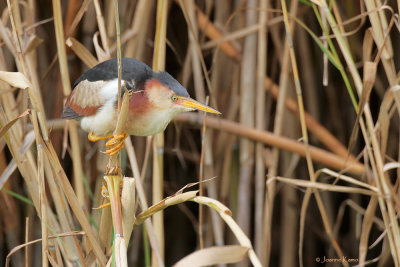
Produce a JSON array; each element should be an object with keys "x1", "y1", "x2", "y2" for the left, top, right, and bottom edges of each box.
[
  {"x1": 105, "y1": 132, "x2": 128, "y2": 156},
  {"x1": 88, "y1": 132, "x2": 113, "y2": 142},
  {"x1": 94, "y1": 201, "x2": 111, "y2": 209},
  {"x1": 100, "y1": 179, "x2": 124, "y2": 200}
]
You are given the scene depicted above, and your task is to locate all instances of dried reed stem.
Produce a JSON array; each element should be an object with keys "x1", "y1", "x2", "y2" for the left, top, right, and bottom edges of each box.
[
  {"x1": 152, "y1": 0, "x2": 169, "y2": 264},
  {"x1": 52, "y1": 0, "x2": 85, "y2": 207},
  {"x1": 264, "y1": 1, "x2": 298, "y2": 264},
  {"x1": 176, "y1": 114, "x2": 364, "y2": 174},
  {"x1": 254, "y1": 0, "x2": 268, "y2": 259},
  {"x1": 238, "y1": 0, "x2": 257, "y2": 247}
]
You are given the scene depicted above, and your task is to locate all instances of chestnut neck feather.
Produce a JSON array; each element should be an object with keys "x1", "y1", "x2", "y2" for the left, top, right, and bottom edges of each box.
[{"x1": 129, "y1": 90, "x2": 151, "y2": 115}]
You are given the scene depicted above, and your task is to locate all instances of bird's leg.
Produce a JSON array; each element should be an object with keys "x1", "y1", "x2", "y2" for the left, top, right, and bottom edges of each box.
[
  {"x1": 97, "y1": 179, "x2": 124, "y2": 209},
  {"x1": 88, "y1": 132, "x2": 114, "y2": 142},
  {"x1": 105, "y1": 132, "x2": 129, "y2": 156}
]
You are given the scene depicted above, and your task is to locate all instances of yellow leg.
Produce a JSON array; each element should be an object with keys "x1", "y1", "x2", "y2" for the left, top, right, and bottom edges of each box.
[{"x1": 88, "y1": 132, "x2": 113, "y2": 142}]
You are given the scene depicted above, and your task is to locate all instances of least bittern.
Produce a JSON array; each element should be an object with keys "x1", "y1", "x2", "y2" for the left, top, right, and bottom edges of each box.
[{"x1": 62, "y1": 58, "x2": 220, "y2": 155}]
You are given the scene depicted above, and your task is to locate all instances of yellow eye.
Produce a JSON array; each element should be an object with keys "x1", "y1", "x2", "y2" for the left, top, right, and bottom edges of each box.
[{"x1": 171, "y1": 95, "x2": 178, "y2": 101}]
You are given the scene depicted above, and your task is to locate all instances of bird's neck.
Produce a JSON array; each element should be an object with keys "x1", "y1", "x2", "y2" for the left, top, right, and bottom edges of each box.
[{"x1": 129, "y1": 90, "x2": 151, "y2": 115}]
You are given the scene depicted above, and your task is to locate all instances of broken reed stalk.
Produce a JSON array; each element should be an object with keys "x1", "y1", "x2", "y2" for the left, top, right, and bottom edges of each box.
[
  {"x1": 191, "y1": 196, "x2": 262, "y2": 267},
  {"x1": 133, "y1": 190, "x2": 261, "y2": 265},
  {"x1": 121, "y1": 178, "x2": 136, "y2": 245}
]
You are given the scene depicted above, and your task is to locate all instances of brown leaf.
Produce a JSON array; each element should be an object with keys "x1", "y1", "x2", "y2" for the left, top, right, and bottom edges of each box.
[
  {"x1": 359, "y1": 197, "x2": 377, "y2": 265},
  {"x1": 0, "y1": 109, "x2": 31, "y2": 138},
  {"x1": 24, "y1": 35, "x2": 44, "y2": 54},
  {"x1": 93, "y1": 32, "x2": 110, "y2": 62},
  {"x1": 66, "y1": 37, "x2": 98, "y2": 68}
]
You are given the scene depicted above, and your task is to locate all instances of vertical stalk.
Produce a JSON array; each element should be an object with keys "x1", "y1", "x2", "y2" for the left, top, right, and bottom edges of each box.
[
  {"x1": 25, "y1": 217, "x2": 29, "y2": 267},
  {"x1": 125, "y1": 0, "x2": 154, "y2": 59},
  {"x1": 152, "y1": 0, "x2": 168, "y2": 264},
  {"x1": 114, "y1": 0, "x2": 122, "y2": 110},
  {"x1": 52, "y1": 0, "x2": 85, "y2": 206},
  {"x1": 254, "y1": 0, "x2": 268, "y2": 259},
  {"x1": 198, "y1": 99, "x2": 208, "y2": 249},
  {"x1": 94, "y1": 0, "x2": 111, "y2": 57},
  {"x1": 104, "y1": 1, "x2": 128, "y2": 261},
  {"x1": 238, "y1": 0, "x2": 257, "y2": 244},
  {"x1": 32, "y1": 110, "x2": 48, "y2": 266},
  {"x1": 281, "y1": 2, "x2": 347, "y2": 267},
  {"x1": 38, "y1": 141, "x2": 48, "y2": 267},
  {"x1": 263, "y1": 1, "x2": 298, "y2": 265}
]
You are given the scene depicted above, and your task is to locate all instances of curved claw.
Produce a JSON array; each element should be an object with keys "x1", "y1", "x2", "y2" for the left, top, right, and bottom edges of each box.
[
  {"x1": 105, "y1": 132, "x2": 129, "y2": 156},
  {"x1": 106, "y1": 141, "x2": 125, "y2": 156}
]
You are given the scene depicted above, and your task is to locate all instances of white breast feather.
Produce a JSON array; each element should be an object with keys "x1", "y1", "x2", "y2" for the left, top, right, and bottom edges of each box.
[{"x1": 126, "y1": 105, "x2": 184, "y2": 136}]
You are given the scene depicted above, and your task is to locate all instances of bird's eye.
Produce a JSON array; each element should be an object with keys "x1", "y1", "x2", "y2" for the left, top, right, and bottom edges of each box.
[{"x1": 171, "y1": 95, "x2": 178, "y2": 101}]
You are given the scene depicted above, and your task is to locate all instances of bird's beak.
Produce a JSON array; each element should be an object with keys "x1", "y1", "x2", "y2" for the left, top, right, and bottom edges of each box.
[{"x1": 177, "y1": 97, "x2": 221, "y2": 114}]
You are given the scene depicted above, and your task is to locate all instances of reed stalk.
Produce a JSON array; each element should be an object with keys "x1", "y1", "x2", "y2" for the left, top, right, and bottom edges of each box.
[{"x1": 152, "y1": 1, "x2": 168, "y2": 265}]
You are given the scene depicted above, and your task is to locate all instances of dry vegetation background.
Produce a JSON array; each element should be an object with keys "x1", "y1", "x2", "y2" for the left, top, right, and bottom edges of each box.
[{"x1": 0, "y1": 0, "x2": 400, "y2": 266}]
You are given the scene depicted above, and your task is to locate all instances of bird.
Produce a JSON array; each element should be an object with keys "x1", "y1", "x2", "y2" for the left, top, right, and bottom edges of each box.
[{"x1": 62, "y1": 57, "x2": 220, "y2": 156}]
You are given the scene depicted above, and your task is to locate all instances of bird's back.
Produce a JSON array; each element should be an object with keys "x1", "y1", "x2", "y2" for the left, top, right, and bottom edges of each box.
[{"x1": 72, "y1": 58, "x2": 153, "y2": 88}]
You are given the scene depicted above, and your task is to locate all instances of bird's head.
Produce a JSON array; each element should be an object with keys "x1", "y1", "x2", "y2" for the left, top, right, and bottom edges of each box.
[{"x1": 143, "y1": 71, "x2": 220, "y2": 116}]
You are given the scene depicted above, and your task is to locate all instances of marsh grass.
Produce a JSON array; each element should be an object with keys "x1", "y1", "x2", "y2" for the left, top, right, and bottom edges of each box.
[{"x1": 0, "y1": 1, "x2": 399, "y2": 267}]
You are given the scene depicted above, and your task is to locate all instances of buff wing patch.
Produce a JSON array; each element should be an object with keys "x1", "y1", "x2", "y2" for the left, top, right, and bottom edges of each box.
[{"x1": 61, "y1": 80, "x2": 106, "y2": 119}]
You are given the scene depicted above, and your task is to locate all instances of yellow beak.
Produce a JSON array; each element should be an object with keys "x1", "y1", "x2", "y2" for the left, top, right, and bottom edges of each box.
[{"x1": 177, "y1": 97, "x2": 221, "y2": 114}]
